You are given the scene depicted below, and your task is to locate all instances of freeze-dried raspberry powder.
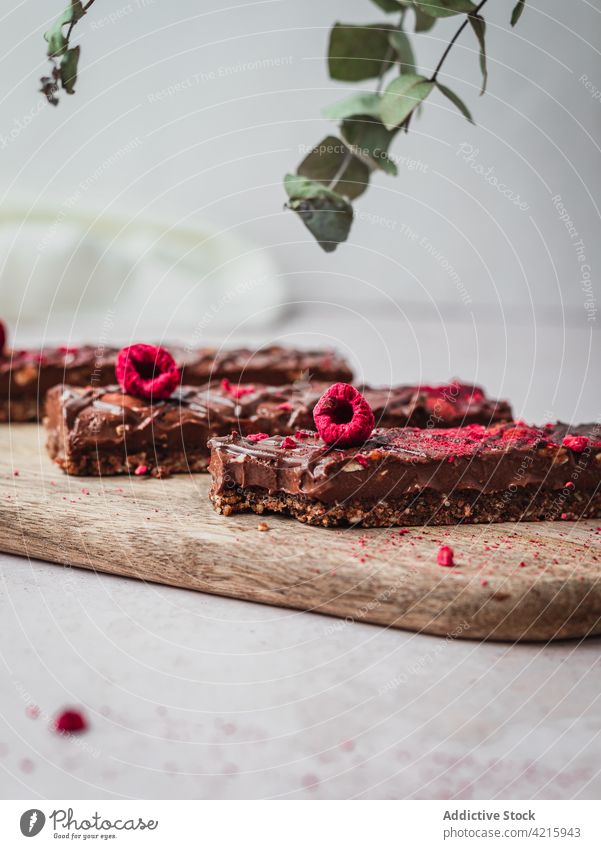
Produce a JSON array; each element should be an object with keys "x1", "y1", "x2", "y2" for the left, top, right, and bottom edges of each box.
[
  {"x1": 246, "y1": 433, "x2": 269, "y2": 442},
  {"x1": 313, "y1": 383, "x2": 375, "y2": 447},
  {"x1": 54, "y1": 708, "x2": 87, "y2": 734},
  {"x1": 220, "y1": 378, "x2": 255, "y2": 399},
  {"x1": 116, "y1": 344, "x2": 180, "y2": 401},
  {"x1": 562, "y1": 435, "x2": 589, "y2": 452},
  {"x1": 437, "y1": 545, "x2": 455, "y2": 567},
  {"x1": 0, "y1": 320, "x2": 6, "y2": 356}
]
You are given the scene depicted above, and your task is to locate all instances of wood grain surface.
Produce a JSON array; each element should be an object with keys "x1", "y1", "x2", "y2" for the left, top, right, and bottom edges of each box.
[{"x1": 1, "y1": 424, "x2": 600, "y2": 641}]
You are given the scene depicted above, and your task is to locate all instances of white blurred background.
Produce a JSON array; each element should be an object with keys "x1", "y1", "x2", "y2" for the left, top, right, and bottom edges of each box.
[{"x1": 1, "y1": 0, "x2": 600, "y2": 419}]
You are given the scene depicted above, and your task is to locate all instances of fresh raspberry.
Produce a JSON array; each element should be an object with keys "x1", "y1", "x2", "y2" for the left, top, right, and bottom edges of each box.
[
  {"x1": 220, "y1": 378, "x2": 255, "y2": 399},
  {"x1": 437, "y1": 545, "x2": 455, "y2": 567},
  {"x1": 54, "y1": 708, "x2": 87, "y2": 734},
  {"x1": 0, "y1": 320, "x2": 6, "y2": 357},
  {"x1": 313, "y1": 383, "x2": 375, "y2": 447},
  {"x1": 116, "y1": 344, "x2": 180, "y2": 401},
  {"x1": 281, "y1": 436, "x2": 297, "y2": 449},
  {"x1": 562, "y1": 434, "x2": 589, "y2": 452}
]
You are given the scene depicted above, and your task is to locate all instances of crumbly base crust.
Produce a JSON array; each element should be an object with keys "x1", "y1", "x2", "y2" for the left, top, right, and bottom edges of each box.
[
  {"x1": 46, "y1": 433, "x2": 210, "y2": 477},
  {"x1": 209, "y1": 485, "x2": 601, "y2": 528}
]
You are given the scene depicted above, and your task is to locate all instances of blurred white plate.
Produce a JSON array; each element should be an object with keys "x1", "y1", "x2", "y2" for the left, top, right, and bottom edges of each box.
[{"x1": 0, "y1": 204, "x2": 284, "y2": 341}]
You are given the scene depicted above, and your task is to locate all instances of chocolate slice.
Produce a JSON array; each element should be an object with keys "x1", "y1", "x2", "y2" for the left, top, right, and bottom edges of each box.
[
  {"x1": 208, "y1": 423, "x2": 601, "y2": 527},
  {"x1": 1, "y1": 344, "x2": 353, "y2": 422},
  {"x1": 44, "y1": 380, "x2": 511, "y2": 477}
]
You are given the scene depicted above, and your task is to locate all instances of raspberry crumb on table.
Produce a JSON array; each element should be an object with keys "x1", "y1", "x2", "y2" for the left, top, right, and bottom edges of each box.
[
  {"x1": 437, "y1": 545, "x2": 455, "y2": 567},
  {"x1": 54, "y1": 708, "x2": 88, "y2": 734}
]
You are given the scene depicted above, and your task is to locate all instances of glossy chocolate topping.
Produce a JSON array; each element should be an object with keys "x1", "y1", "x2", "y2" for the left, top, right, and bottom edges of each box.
[
  {"x1": 209, "y1": 423, "x2": 601, "y2": 504},
  {"x1": 46, "y1": 378, "x2": 512, "y2": 463}
]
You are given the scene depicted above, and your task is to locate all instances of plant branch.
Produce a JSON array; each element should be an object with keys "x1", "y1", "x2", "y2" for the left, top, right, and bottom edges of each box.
[
  {"x1": 65, "y1": 0, "x2": 97, "y2": 43},
  {"x1": 329, "y1": 12, "x2": 405, "y2": 191},
  {"x1": 327, "y1": 148, "x2": 354, "y2": 192},
  {"x1": 430, "y1": 0, "x2": 490, "y2": 82}
]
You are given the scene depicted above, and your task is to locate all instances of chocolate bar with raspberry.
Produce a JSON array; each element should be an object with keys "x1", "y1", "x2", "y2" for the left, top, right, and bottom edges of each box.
[
  {"x1": 1, "y1": 344, "x2": 353, "y2": 422},
  {"x1": 45, "y1": 382, "x2": 309, "y2": 476},
  {"x1": 44, "y1": 380, "x2": 511, "y2": 476},
  {"x1": 209, "y1": 423, "x2": 601, "y2": 527}
]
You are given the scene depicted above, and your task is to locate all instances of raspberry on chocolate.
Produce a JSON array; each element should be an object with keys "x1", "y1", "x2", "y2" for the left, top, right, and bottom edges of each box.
[
  {"x1": 220, "y1": 378, "x2": 255, "y2": 399},
  {"x1": 437, "y1": 545, "x2": 455, "y2": 567},
  {"x1": 313, "y1": 383, "x2": 375, "y2": 447},
  {"x1": 281, "y1": 436, "x2": 297, "y2": 449},
  {"x1": 246, "y1": 432, "x2": 269, "y2": 442},
  {"x1": 562, "y1": 435, "x2": 589, "y2": 452},
  {"x1": 115, "y1": 344, "x2": 180, "y2": 401}
]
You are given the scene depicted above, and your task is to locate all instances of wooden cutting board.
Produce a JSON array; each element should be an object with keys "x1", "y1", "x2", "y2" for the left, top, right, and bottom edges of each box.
[{"x1": 1, "y1": 424, "x2": 600, "y2": 641}]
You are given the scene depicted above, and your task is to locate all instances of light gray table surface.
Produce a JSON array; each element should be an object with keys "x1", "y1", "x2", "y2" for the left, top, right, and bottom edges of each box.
[{"x1": 1, "y1": 307, "x2": 600, "y2": 801}]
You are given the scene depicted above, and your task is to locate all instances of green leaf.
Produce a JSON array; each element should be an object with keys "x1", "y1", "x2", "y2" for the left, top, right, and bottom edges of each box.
[
  {"x1": 284, "y1": 174, "x2": 354, "y2": 253},
  {"x1": 297, "y1": 135, "x2": 370, "y2": 200},
  {"x1": 389, "y1": 30, "x2": 416, "y2": 74},
  {"x1": 511, "y1": 0, "x2": 525, "y2": 25},
  {"x1": 323, "y1": 92, "x2": 383, "y2": 121},
  {"x1": 44, "y1": 1, "x2": 85, "y2": 57},
  {"x1": 380, "y1": 73, "x2": 434, "y2": 130},
  {"x1": 370, "y1": 0, "x2": 408, "y2": 11},
  {"x1": 340, "y1": 116, "x2": 399, "y2": 175},
  {"x1": 60, "y1": 45, "x2": 80, "y2": 94},
  {"x1": 413, "y1": 0, "x2": 475, "y2": 18},
  {"x1": 414, "y1": 6, "x2": 437, "y2": 31},
  {"x1": 468, "y1": 13, "x2": 487, "y2": 95},
  {"x1": 328, "y1": 23, "x2": 393, "y2": 82},
  {"x1": 436, "y1": 82, "x2": 474, "y2": 123}
]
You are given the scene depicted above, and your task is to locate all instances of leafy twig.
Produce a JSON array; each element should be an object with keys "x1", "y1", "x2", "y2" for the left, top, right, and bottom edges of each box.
[
  {"x1": 40, "y1": 0, "x2": 97, "y2": 104},
  {"x1": 430, "y1": 0, "x2": 490, "y2": 82},
  {"x1": 285, "y1": 0, "x2": 525, "y2": 252}
]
